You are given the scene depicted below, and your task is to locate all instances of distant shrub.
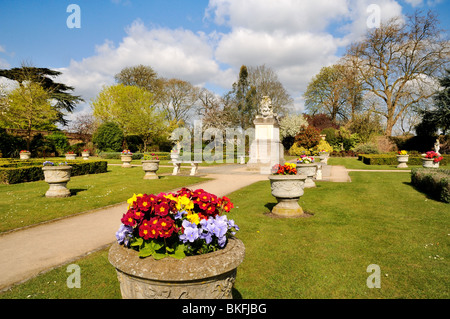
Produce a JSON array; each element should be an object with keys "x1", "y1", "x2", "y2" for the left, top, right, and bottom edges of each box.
[
  {"x1": 353, "y1": 143, "x2": 380, "y2": 154},
  {"x1": 295, "y1": 126, "x2": 322, "y2": 149},
  {"x1": 93, "y1": 122, "x2": 124, "y2": 152}
]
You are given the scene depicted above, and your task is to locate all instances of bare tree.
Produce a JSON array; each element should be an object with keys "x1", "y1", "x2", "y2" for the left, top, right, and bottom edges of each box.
[
  {"x1": 347, "y1": 10, "x2": 449, "y2": 136},
  {"x1": 158, "y1": 78, "x2": 200, "y2": 126}
]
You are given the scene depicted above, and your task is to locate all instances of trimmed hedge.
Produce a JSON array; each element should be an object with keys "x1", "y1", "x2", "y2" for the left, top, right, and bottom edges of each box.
[
  {"x1": 411, "y1": 168, "x2": 450, "y2": 203},
  {"x1": 0, "y1": 159, "x2": 108, "y2": 184},
  {"x1": 98, "y1": 152, "x2": 170, "y2": 160},
  {"x1": 359, "y1": 154, "x2": 450, "y2": 166}
]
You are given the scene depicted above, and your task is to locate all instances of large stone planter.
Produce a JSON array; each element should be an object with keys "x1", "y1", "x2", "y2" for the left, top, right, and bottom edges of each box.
[
  {"x1": 108, "y1": 238, "x2": 245, "y2": 299},
  {"x1": 268, "y1": 174, "x2": 307, "y2": 217},
  {"x1": 121, "y1": 155, "x2": 133, "y2": 168},
  {"x1": 81, "y1": 152, "x2": 90, "y2": 160},
  {"x1": 141, "y1": 160, "x2": 160, "y2": 179},
  {"x1": 19, "y1": 152, "x2": 31, "y2": 160},
  {"x1": 65, "y1": 153, "x2": 76, "y2": 160},
  {"x1": 42, "y1": 165, "x2": 72, "y2": 198},
  {"x1": 170, "y1": 153, "x2": 179, "y2": 162},
  {"x1": 422, "y1": 158, "x2": 439, "y2": 168},
  {"x1": 296, "y1": 164, "x2": 317, "y2": 188},
  {"x1": 397, "y1": 155, "x2": 409, "y2": 168}
]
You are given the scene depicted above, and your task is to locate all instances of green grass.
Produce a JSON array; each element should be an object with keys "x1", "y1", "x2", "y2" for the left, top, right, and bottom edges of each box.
[
  {"x1": 0, "y1": 165, "x2": 205, "y2": 233},
  {"x1": 328, "y1": 157, "x2": 450, "y2": 170},
  {"x1": 1, "y1": 171, "x2": 448, "y2": 299}
]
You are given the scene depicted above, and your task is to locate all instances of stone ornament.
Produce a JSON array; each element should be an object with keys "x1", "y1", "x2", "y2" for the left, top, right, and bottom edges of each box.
[
  {"x1": 268, "y1": 174, "x2": 307, "y2": 217},
  {"x1": 296, "y1": 164, "x2": 317, "y2": 188},
  {"x1": 121, "y1": 155, "x2": 133, "y2": 168},
  {"x1": 42, "y1": 165, "x2": 72, "y2": 198},
  {"x1": 141, "y1": 160, "x2": 160, "y2": 179},
  {"x1": 259, "y1": 96, "x2": 274, "y2": 118},
  {"x1": 396, "y1": 155, "x2": 409, "y2": 168}
]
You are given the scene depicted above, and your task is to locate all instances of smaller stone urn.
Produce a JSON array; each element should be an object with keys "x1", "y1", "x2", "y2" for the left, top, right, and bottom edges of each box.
[
  {"x1": 396, "y1": 155, "x2": 409, "y2": 168},
  {"x1": 141, "y1": 160, "x2": 160, "y2": 179},
  {"x1": 268, "y1": 174, "x2": 307, "y2": 217},
  {"x1": 65, "y1": 153, "x2": 76, "y2": 160},
  {"x1": 121, "y1": 155, "x2": 133, "y2": 168},
  {"x1": 42, "y1": 165, "x2": 72, "y2": 198},
  {"x1": 108, "y1": 238, "x2": 245, "y2": 299},
  {"x1": 296, "y1": 164, "x2": 317, "y2": 188},
  {"x1": 319, "y1": 152, "x2": 329, "y2": 165},
  {"x1": 19, "y1": 151, "x2": 31, "y2": 160},
  {"x1": 422, "y1": 158, "x2": 439, "y2": 168},
  {"x1": 81, "y1": 152, "x2": 90, "y2": 160}
]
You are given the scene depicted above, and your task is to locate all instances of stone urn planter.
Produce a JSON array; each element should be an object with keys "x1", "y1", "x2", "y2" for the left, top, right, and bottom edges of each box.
[
  {"x1": 170, "y1": 153, "x2": 179, "y2": 162},
  {"x1": 422, "y1": 158, "x2": 439, "y2": 168},
  {"x1": 42, "y1": 165, "x2": 72, "y2": 198},
  {"x1": 19, "y1": 151, "x2": 31, "y2": 160},
  {"x1": 81, "y1": 152, "x2": 90, "y2": 160},
  {"x1": 396, "y1": 155, "x2": 409, "y2": 168},
  {"x1": 108, "y1": 238, "x2": 245, "y2": 299},
  {"x1": 268, "y1": 174, "x2": 307, "y2": 217},
  {"x1": 318, "y1": 152, "x2": 329, "y2": 164},
  {"x1": 65, "y1": 153, "x2": 76, "y2": 160},
  {"x1": 141, "y1": 160, "x2": 160, "y2": 179},
  {"x1": 121, "y1": 155, "x2": 133, "y2": 168},
  {"x1": 296, "y1": 164, "x2": 317, "y2": 188}
]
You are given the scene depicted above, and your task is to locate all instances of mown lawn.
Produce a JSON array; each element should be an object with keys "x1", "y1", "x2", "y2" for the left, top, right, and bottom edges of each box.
[
  {"x1": 0, "y1": 165, "x2": 205, "y2": 233},
  {"x1": 1, "y1": 170, "x2": 447, "y2": 299}
]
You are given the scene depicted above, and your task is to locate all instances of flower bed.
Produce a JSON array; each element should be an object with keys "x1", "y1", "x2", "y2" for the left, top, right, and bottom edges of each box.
[
  {"x1": 411, "y1": 168, "x2": 450, "y2": 203},
  {"x1": 360, "y1": 154, "x2": 449, "y2": 166},
  {"x1": 0, "y1": 159, "x2": 108, "y2": 184}
]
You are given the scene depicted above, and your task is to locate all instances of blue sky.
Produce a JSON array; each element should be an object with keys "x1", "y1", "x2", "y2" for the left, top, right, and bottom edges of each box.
[{"x1": 0, "y1": 0, "x2": 449, "y2": 117}]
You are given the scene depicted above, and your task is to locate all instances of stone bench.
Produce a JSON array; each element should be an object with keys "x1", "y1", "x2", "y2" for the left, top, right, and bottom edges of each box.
[{"x1": 171, "y1": 161, "x2": 202, "y2": 176}]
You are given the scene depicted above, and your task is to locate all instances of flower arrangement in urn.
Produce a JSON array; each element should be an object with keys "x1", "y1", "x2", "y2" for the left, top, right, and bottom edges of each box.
[
  {"x1": 115, "y1": 188, "x2": 239, "y2": 259},
  {"x1": 271, "y1": 163, "x2": 297, "y2": 175},
  {"x1": 424, "y1": 151, "x2": 443, "y2": 163},
  {"x1": 121, "y1": 150, "x2": 133, "y2": 155},
  {"x1": 398, "y1": 150, "x2": 408, "y2": 155},
  {"x1": 297, "y1": 155, "x2": 315, "y2": 164}
]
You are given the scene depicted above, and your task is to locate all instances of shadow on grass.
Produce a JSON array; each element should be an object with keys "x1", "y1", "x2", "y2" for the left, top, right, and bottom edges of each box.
[
  {"x1": 232, "y1": 288, "x2": 243, "y2": 299},
  {"x1": 70, "y1": 188, "x2": 88, "y2": 196},
  {"x1": 402, "y1": 181, "x2": 442, "y2": 202}
]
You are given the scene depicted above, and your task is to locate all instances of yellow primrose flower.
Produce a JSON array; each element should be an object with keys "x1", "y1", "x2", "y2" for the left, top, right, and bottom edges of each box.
[
  {"x1": 176, "y1": 195, "x2": 194, "y2": 211},
  {"x1": 127, "y1": 193, "x2": 143, "y2": 208},
  {"x1": 164, "y1": 194, "x2": 177, "y2": 202},
  {"x1": 186, "y1": 212, "x2": 200, "y2": 225}
]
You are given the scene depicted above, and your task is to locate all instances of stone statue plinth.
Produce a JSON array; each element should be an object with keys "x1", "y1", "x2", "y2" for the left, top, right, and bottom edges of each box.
[{"x1": 247, "y1": 97, "x2": 285, "y2": 174}]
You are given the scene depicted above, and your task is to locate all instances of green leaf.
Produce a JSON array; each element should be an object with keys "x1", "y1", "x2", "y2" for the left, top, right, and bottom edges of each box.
[
  {"x1": 130, "y1": 237, "x2": 143, "y2": 247},
  {"x1": 151, "y1": 241, "x2": 164, "y2": 251},
  {"x1": 138, "y1": 246, "x2": 155, "y2": 258},
  {"x1": 152, "y1": 252, "x2": 167, "y2": 260},
  {"x1": 172, "y1": 249, "x2": 186, "y2": 259}
]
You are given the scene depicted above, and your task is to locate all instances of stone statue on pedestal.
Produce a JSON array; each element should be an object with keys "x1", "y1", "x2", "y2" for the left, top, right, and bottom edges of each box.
[{"x1": 247, "y1": 96, "x2": 285, "y2": 174}]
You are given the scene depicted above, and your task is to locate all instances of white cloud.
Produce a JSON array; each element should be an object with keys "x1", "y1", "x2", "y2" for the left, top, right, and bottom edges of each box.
[
  {"x1": 404, "y1": 0, "x2": 423, "y2": 7},
  {"x1": 206, "y1": 0, "x2": 349, "y2": 33}
]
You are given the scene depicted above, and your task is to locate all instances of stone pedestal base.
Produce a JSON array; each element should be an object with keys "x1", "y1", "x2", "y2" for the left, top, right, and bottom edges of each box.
[
  {"x1": 272, "y1": 198, "x2": 304, "y2": 217},
  {"x1": 45, "y1": 183, "x2": 71, "y2": 198}
]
